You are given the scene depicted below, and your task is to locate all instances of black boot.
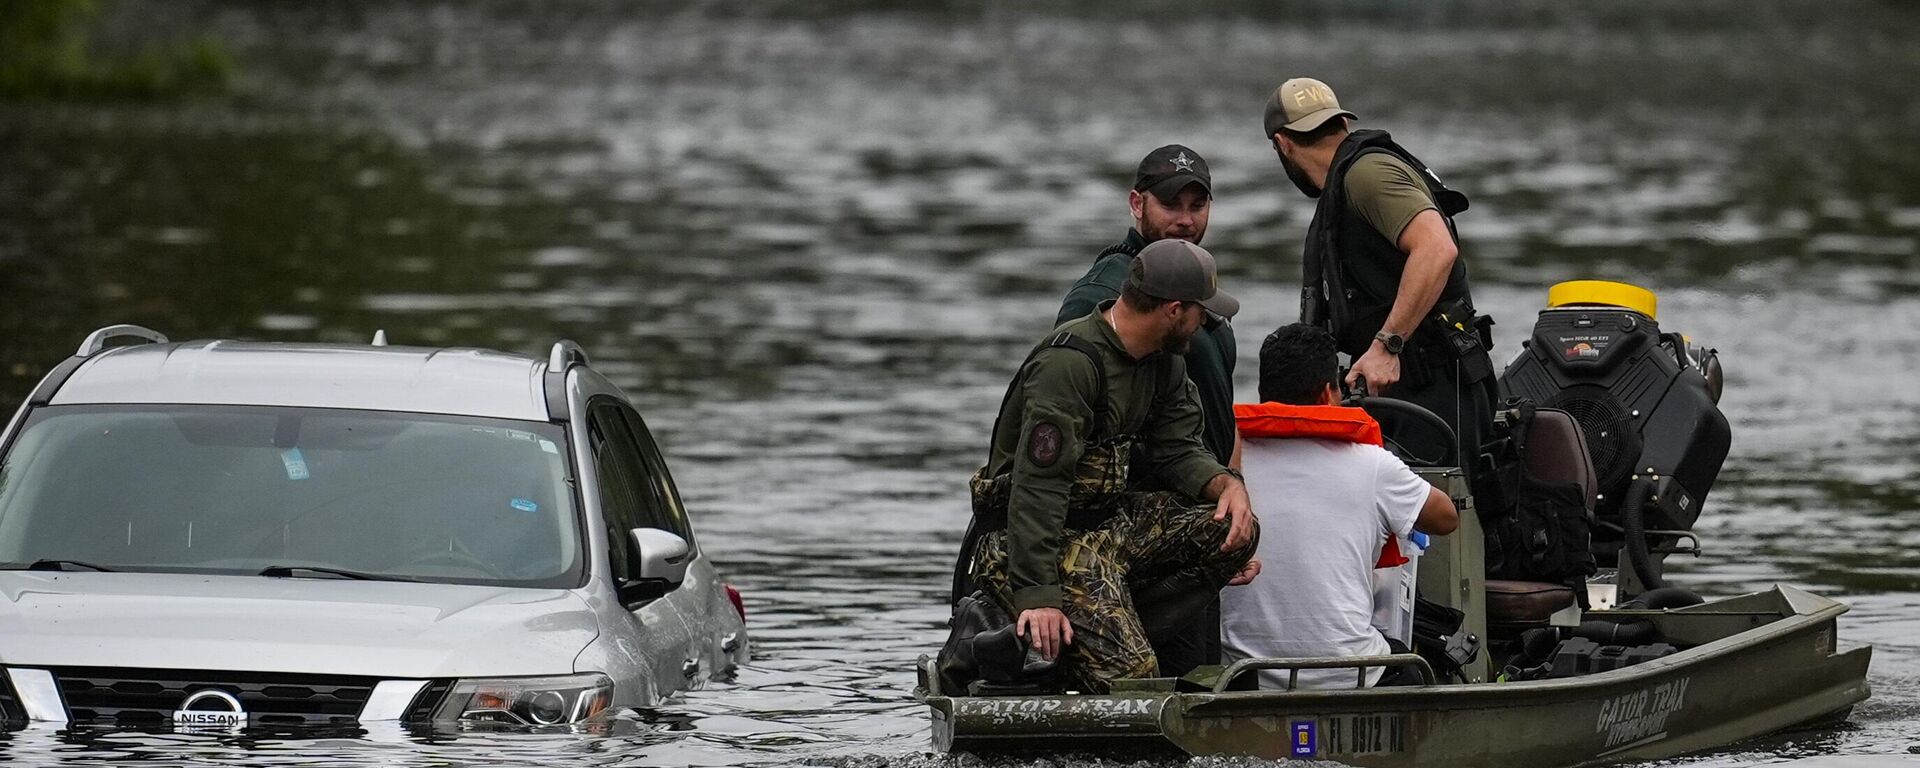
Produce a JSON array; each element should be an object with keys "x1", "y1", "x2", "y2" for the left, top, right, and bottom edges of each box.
[{"x1": 935, "y1": 592, "x2": 1059, "y2": 695}]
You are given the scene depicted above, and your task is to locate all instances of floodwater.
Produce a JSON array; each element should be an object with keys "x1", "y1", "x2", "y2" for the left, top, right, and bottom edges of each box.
[{"x1": 3, "y1": 1, "x2": 1920, "y2": 764}]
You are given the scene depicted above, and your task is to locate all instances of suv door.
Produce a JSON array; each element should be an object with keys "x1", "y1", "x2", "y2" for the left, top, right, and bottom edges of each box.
[
  {"x1": 620, "y1": 408, "x2": 727, "y2": 681},
  {"x1": 585, "y1": 398, "x2": 697, "y2": 699}
]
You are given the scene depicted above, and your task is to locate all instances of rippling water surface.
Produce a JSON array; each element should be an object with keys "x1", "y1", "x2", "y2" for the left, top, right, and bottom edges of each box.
[{"x1": 3, "y1": 2, "x2": 1920, "y2": 765}]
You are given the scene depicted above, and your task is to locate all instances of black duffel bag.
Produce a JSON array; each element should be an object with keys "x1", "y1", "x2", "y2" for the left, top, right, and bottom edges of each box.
[{"x1": 1478, "y1": 399, "x2": 1598, "y2": 596}]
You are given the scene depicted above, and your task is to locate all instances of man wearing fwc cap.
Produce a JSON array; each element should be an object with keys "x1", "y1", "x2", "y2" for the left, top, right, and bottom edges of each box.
[
  {"x1": 1264, "y1": 77, "x2": 1496, "y2": 476},
  {"x1": 954, "y1": 239, "x2": 1259, "y2": 692}
]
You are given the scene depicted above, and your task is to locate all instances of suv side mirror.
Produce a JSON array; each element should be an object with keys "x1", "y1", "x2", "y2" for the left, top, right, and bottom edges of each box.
[{"x1": 630, "y1": 528, "x2": 691, "y2": 585}]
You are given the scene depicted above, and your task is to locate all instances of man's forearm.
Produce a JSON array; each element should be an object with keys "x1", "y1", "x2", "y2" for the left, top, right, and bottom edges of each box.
[
  {"x1": 1004, "y1": 480, "x2": 1073, "y2": 610},
  {"x1": 1381, "y1": 242, "x2": 1455, "y2": 338},
  {"x1": 1202, "y1": 469, "x2": 1243, "y2": 502}
]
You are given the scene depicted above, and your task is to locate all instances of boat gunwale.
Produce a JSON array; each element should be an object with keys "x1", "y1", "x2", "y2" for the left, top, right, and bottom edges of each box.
[
  {"x1": 923, "y1": 585, "x2": 1852, "y2": 710},
  {"x1": 1180, "y1": 585, "x2": 1849, "y2": 709}
]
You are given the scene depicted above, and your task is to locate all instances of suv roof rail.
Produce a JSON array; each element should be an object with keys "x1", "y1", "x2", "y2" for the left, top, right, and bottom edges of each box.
[
  {"x1": 548, "y1": 340, "x2": 591, "y2": 372},
  {"x1": 543, "y1": 340, "x2": 592, "y2": 422},
  {"x1": 30, "y1": 324, "x2": 170, "y2": 406},
  {"x1": 76, "y1": 324, "x2": 168, "y2": 358}
]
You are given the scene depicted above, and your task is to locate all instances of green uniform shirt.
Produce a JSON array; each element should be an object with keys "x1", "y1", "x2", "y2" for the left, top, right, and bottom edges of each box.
[
  {"x1": 1057, "y1": 229, "x2": 1238, "y2": 464},
  {"x1": 1345, "y1": 153, "x2": 1438, "y2": 244},
  {"x1": 987, "y1": 304, "x2": 1228, "y2": 611}
]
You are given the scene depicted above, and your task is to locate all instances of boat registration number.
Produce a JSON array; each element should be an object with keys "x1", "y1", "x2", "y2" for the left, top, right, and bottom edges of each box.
[{"x1": 1298, "y1": 713, "x2": 1407, "y2": 756}]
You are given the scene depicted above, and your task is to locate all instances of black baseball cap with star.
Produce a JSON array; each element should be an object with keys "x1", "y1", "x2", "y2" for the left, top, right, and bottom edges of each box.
[{"x1": 1133, "y1": 144, "x2": 1212, "y2": 203}]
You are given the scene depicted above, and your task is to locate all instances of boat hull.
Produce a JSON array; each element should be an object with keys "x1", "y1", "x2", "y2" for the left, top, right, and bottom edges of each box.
[{"x1": 921, "y1": 586, "x2": 1871, "y2": 767}]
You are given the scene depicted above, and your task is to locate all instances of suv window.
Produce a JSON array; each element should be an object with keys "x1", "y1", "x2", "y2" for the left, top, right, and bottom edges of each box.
[
  {"x1": 586, "y1": 400, "x2": 648, "y2": 582},
  {"x1": 623, "y1": 410, "x2": 697, "y2": 548},
  {"x1": 585, "y1": 400, "x2": 700, "y2": 581}
]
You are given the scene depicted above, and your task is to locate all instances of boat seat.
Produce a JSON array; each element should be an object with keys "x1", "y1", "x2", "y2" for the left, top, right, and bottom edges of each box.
[
  {"x1": 1486, "y1": 580, "x2": 1576, "y2": 625},
  {"x1": 1525, "y1": 408, "x2": 1597, "y2": 508},
  {"x1": 1481, "y1": 411, "x2": 1595, "y2": 640}
]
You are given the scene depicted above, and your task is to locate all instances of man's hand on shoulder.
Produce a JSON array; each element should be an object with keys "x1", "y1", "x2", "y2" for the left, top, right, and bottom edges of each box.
[
  {"x1": 1208, "y1": 472, "x2": 1256, "y2": 552},
  {"x1": 1016, "y1": 607, "x2": 1073, "y2": 660}
]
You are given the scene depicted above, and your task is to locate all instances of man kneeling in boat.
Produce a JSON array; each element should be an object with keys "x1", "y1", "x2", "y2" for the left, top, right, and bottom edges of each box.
[
  {"x1": 1221, "y1": 323, "x2": 1457, "y2": 688},
  {"x1": 951, "y1": 240, "x2": 1260, "y2": 693}
]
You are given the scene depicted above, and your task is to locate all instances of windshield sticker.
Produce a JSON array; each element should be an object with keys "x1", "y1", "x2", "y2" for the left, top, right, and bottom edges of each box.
[
  {"x1": 510, "y1": 498, "x2": 540, "y2": 513},
  {"x1": 280, "y1": 448, "x2": 310, "y2": 481},
  {"x1": 473, "y1": 428, "x2": 559, "y2": 454}
]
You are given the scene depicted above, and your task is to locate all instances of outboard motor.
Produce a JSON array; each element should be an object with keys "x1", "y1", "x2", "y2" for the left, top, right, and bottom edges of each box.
[{"x1": 1498, "y1": 281, "x2": 1730, "y2": 592}]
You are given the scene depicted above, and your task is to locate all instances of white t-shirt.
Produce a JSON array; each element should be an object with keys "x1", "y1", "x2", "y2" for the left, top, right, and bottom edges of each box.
[{"x1": 1220, "y1": 437, "x2": 1430, "y2": 688}]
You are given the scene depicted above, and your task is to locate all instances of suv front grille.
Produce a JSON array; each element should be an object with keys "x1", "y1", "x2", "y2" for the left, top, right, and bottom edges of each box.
[{"x1": 51, "y1": 667, "x2": 378, "y2": 727}]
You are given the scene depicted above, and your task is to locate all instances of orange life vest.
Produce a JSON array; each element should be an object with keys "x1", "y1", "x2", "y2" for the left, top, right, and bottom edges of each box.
[
  {"x1": 1233, "y1": 402, "x2": 1408, "y2": 568},
  {"x1": 1233, "y1": 402, "x2": 1383, "y2": 445}
]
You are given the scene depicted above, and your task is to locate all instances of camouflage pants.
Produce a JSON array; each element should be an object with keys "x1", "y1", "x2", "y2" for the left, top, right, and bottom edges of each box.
[{"x1": 969, "y1": 491, "x2": 1258, "y2": 693}]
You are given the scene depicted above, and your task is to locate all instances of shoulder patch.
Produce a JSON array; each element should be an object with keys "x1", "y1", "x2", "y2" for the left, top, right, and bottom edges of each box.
[{"x1": 1027, "y1": 422, "x2": 1064, "y2": 467}]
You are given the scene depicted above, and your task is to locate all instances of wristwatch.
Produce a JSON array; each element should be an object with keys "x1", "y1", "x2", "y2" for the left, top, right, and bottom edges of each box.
[{"x1": 1374, "y1": 331, "x2": 1406, "y2": 355}]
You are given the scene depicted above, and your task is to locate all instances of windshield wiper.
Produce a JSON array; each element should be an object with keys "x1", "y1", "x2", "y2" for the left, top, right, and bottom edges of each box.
[
  {"x1": 257, "y1": 565, "x2": 423, "y2": 583},
  {"x1": 0, "y1": 559, "x2": 121, "y2": 572}
]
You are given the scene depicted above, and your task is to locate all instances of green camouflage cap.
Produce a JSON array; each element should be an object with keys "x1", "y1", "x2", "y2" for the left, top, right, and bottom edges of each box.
[{"x1": 1127, "y1": 240, "x2": 1240, "y2": 319}]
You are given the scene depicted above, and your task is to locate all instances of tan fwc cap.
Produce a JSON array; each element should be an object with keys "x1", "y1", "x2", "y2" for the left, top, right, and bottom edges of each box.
[{"x1": 1263, "y1": 77, "x2": 1357, "y2": 137}]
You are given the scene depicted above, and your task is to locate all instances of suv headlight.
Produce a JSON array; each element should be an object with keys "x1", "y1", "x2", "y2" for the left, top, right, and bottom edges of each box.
[{"x1": 432, "y1": 673, "x2": 615, "y2": 725}]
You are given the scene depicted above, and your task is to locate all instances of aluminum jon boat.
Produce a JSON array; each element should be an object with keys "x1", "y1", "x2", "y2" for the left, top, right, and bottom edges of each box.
[
  {"x1": 918, "y1": 282, "x2": 1871, "y2": 766},
  {"x1": 916, "y1": 583, "x2": 1869, "y2": 765}
]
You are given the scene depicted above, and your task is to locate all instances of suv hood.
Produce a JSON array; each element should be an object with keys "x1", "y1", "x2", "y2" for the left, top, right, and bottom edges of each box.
[{"x1": 0, "y1": 572, "x2": 600, "y2": 678}]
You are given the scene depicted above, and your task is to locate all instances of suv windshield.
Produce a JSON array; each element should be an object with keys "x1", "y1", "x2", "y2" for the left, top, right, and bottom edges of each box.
[{"x1": 0, "y1": 405, "x2": 582, "y2": 588}]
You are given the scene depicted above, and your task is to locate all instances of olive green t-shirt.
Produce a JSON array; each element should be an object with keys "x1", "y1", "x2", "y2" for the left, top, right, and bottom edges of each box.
[{"x1": 1344, "y1": 153, "x2": 1437, "y2": 245}]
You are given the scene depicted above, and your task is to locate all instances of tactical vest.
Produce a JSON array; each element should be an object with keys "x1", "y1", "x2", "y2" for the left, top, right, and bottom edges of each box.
[
  {"x1": 949, "y1": 329, "x2": 1172, "y2": 603},
  {"x1": 1300, "y1": 129, "x2": 1474, "y2": 360},
  {"x1": 969, "y1": 331, "x2": 1175, "y2": 530}
]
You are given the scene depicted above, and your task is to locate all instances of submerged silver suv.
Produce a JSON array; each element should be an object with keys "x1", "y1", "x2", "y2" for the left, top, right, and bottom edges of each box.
[{"x1": 0, "y1": 325, "x2": 748, "y2": 729}]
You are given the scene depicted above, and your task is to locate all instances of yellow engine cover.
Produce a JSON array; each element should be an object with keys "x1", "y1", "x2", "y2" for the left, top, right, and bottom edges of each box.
[{"x1": 1546, "y1": 280, "x2": 1658, "y2": 319}]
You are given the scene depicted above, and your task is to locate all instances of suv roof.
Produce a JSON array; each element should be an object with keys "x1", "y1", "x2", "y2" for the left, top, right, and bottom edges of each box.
[{"x1": 48, "y1": 337, "x2": 557, "y2": 422}]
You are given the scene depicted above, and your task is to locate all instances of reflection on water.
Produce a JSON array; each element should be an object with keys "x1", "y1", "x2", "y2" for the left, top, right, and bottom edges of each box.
[{"x1": 3, "y1": 1, "x2": 1920, "y2": 765}]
